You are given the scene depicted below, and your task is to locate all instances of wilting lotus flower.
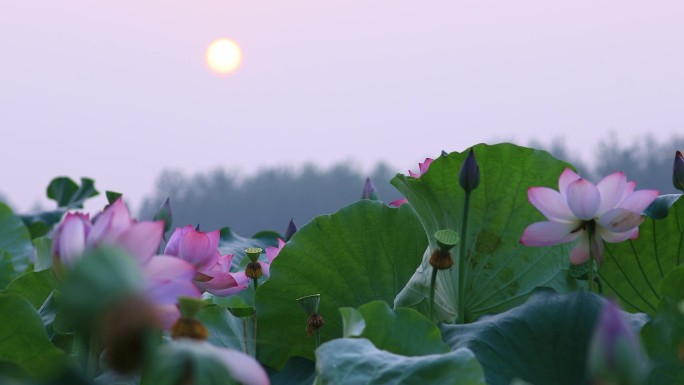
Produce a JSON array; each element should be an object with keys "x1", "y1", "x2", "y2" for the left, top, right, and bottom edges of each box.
[
  {"x1": 409, "y1": 158, "x2": 433, "y2": 178},
  {"x1": 588, "y1": 301, "x2": 647, "y2": 385},
  {"x1": 165, "y1": 225, "x2": 219, "y2": 271},
  {"x1": 520, "y1": 168, "x2": 658, "y2": 265}
]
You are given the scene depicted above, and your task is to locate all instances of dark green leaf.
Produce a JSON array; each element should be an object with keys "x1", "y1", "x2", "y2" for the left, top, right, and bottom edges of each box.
[
  {"x1": 2, "y1": 270, "x2": 57, "y2": 308},
  {"x1": 640, "y1": 265, "x2": 684, "y2": 384},
  {"x1": 600, "y1": 193, "x2": 684, "y2": 315},
  {"x1": 47, "y1": 177, "x2": 98, "y2": 208},
  {"x1": 106, "y1": 191, "x2": 123, "y2": 205},
  {"x1": 32, "y1": 237, "x2": 52, "y2": 271},
  {"x1": 266, "y1": 357, "x2": 315, "y2": 385},
  {"x1": 392, "y1": 144, "x2": 577, "y2": 322},
  {"x1": 315, "y1": 339, "x2": 486, "y2": 385},
  {"x1": 197, "y1": 303, "x2": 255, "y2": 355},
  {"x1": 345, "y1": 301, "x2": 449, "y2": 356},
  {"x1": 219, "y1": 227, "x2": 280, "y2": 271},
  {"x1": 19, "y1": 209, "x2": 65, "y2": 239},
  {"x1": 0, "y1": 203, "x2": 33, "y2": 274},
  {"x1": 643, "y1": 194, "x2": 682, "y2": 220},
  {"x1": 0, "y1": 294, "x2": 67, "y2": 378},
  {"x1": 440, "y1": 289, "x2": 648, "y2": 385},
  {"x1": 255, "y1": 200, "x2": 428, "y2": 369},
  {"x1": 47, "y1": 177, "x2": 79, "y2": 207},
  {"x1": 0, "y1": 251, "x2": 15, "y2": 289}
]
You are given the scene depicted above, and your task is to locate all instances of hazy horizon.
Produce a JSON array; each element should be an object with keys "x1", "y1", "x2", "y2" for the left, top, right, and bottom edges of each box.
[{"x1": 3, "y1": 1, "x2": 683, "y2": 212}]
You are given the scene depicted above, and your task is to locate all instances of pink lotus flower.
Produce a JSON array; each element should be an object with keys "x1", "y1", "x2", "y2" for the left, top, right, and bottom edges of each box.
[
  {"x1": 261, "y1": 238, "x2": 286, "y2": 277},
  {"x1": 409, "y1": 158, "x2": 433, "y2": 178},
  {"x1": 165, "y1": 225, "x2": 219, "y2": 271},
  {"x1": 390, "y1": 157, "x2": 434, "y2": 207},
  {"x1": 87, "y1": 199, "x2": 165, "y2": 265},
  {"x1": 520, "y1": 168, "x2": 658, "y2": 265},
  {"x1": 51, "y1": 199, "x2": 201, "y2": 328},
  {"x1": 389, "y1": 198, "x2": 408, "y2": 207},
  {"x1": 164, "y1": 225, "x2": 246, "y2": 296},
  {"x1": 195, "y1": 253, "x2": 249, "y2": 296}
]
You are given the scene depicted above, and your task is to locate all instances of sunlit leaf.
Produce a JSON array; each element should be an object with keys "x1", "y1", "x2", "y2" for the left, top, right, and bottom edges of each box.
[
  {"x1": 392, "y1": 143, "x2": 577, "y2": 322},
  {"x1": 255, "y1": 200, "x2": 427, "y2": 369},
  {"x1": 601, "y1": 194, "x2": 684, "y2": 314}
]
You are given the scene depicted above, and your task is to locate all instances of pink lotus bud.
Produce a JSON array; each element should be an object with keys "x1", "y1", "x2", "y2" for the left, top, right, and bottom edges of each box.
[
  {"x1": 164, "y1": 225, "x2": 220, "y2": 271},
  {"x1": 52, "y1": 212, "x2": 91, "y2": 269},
  {"x1": 588, "y1": 301, "x2": 647, "y2": 385}
]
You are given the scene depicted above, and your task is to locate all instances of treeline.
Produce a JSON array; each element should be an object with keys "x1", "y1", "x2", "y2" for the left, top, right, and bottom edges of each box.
[
  {"x1": 139, "y1": 134, "x2": 684, "y2": 236},
  {"x1": 138, "y1": 163, "x2": 403, "y2": 236}
]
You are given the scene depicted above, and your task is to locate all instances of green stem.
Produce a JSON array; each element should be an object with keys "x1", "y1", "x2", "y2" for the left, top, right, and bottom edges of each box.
[
  {"x1": 86, "y1": 333, "x2": 98, "y2": 379},
  {"x1": 252, "y1": 278, "x2": 258, "y2": 356},
  {"x1": 315, "y1": 330, "x2": 321, "y2": 349},
  {"x1": 587, "y1": 221, "x2": 596, "y2": 293},
  {"x1": 457, "y1": 191, "x2": 471, "y2": 324},
  {"x1": 429, "y1": 267, "x2": 438, "y2": 322}
]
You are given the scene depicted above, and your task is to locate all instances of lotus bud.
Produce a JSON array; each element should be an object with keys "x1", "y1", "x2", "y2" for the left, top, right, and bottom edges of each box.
[
  {"x1": 285, "y1": 218, "x2": 298, "y2": 241},
  {"x1": 51, "y1": 212, "x2": 91, "y2": 277},
  {"x1": 588, "y1": 301, "x2": 647, "y2": 385},
  {"x1": 459, "y1": 148, "x2": 480, "y2": 192},
  {"x1": 361, "y1": 177, "x2": 379, "y2": 200},
  {"x1": 673, "y1": 151, "x2": 684, "y2": 192},
  {"x1": 153, "y1": 197, "x2": 173, "y2": 234}
]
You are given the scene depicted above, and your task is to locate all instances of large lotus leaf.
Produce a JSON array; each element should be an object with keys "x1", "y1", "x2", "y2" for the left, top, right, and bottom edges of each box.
[
  {"x1": 600, "y1": 193, "x2": 684, "y2": 315},
  {"x1": 2, "y1": 269, "x2": 57, "y2": 308},
  {"x1": 0, "y1": 203, "x2": 33, "y2": 278},
  {"x1": 267, "y1": 357, "x2": 316, "y2": 385},
  {"x1": 440, "y1": 289, "x2": 648, "y2": 385},
  {"x1": 339, "y1": 300, "x2": 449, "y2": 356},
  {"x1": 392, "y1": 143, "x2": 576, "y2": 322},
  {"x1": 315, "y1": 338, "x2": 486, "y2": 385},
  {"x1": 218, "y1": 227, "x2": 280, "y2": 270},
  {"x1": 0, "y1": 294, "x2": 67, "y2": 378},
  {"x1": 255, "y1": 200, "x2": 427, "y2": 369},
  {"x1": 640, "y1": 265, "x2": 684, "y2": 384},
  {"x1": 198, "y1": 303, "x2": 255, "y2": 355}
]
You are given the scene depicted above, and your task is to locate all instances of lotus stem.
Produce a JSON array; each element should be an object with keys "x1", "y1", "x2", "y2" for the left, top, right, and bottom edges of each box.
[
  {"x1": 587, "y1": 221, "x2": 596, "y2": 293},
  {"x1": 429, "y1": 266, "x2": 438, "y2": 322},
  {"x1": 457, "y1": 191, "x2": 471, "y2": 324}
]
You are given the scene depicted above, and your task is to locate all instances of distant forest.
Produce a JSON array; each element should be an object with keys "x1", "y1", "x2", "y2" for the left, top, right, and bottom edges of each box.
[{"x1": 130, "y1": 134, "x2": 683, "y2": 237}]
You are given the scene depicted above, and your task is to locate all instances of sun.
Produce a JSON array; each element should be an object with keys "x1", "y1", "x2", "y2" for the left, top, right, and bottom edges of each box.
[{"x1": 206, "y1": 39, "x2": 242, "y2": 75}]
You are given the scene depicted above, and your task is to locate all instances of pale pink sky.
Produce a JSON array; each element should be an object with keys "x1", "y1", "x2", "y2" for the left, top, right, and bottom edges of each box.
[{"x1": 2, "y1": 1, "x2": 683, "y2": 212}]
